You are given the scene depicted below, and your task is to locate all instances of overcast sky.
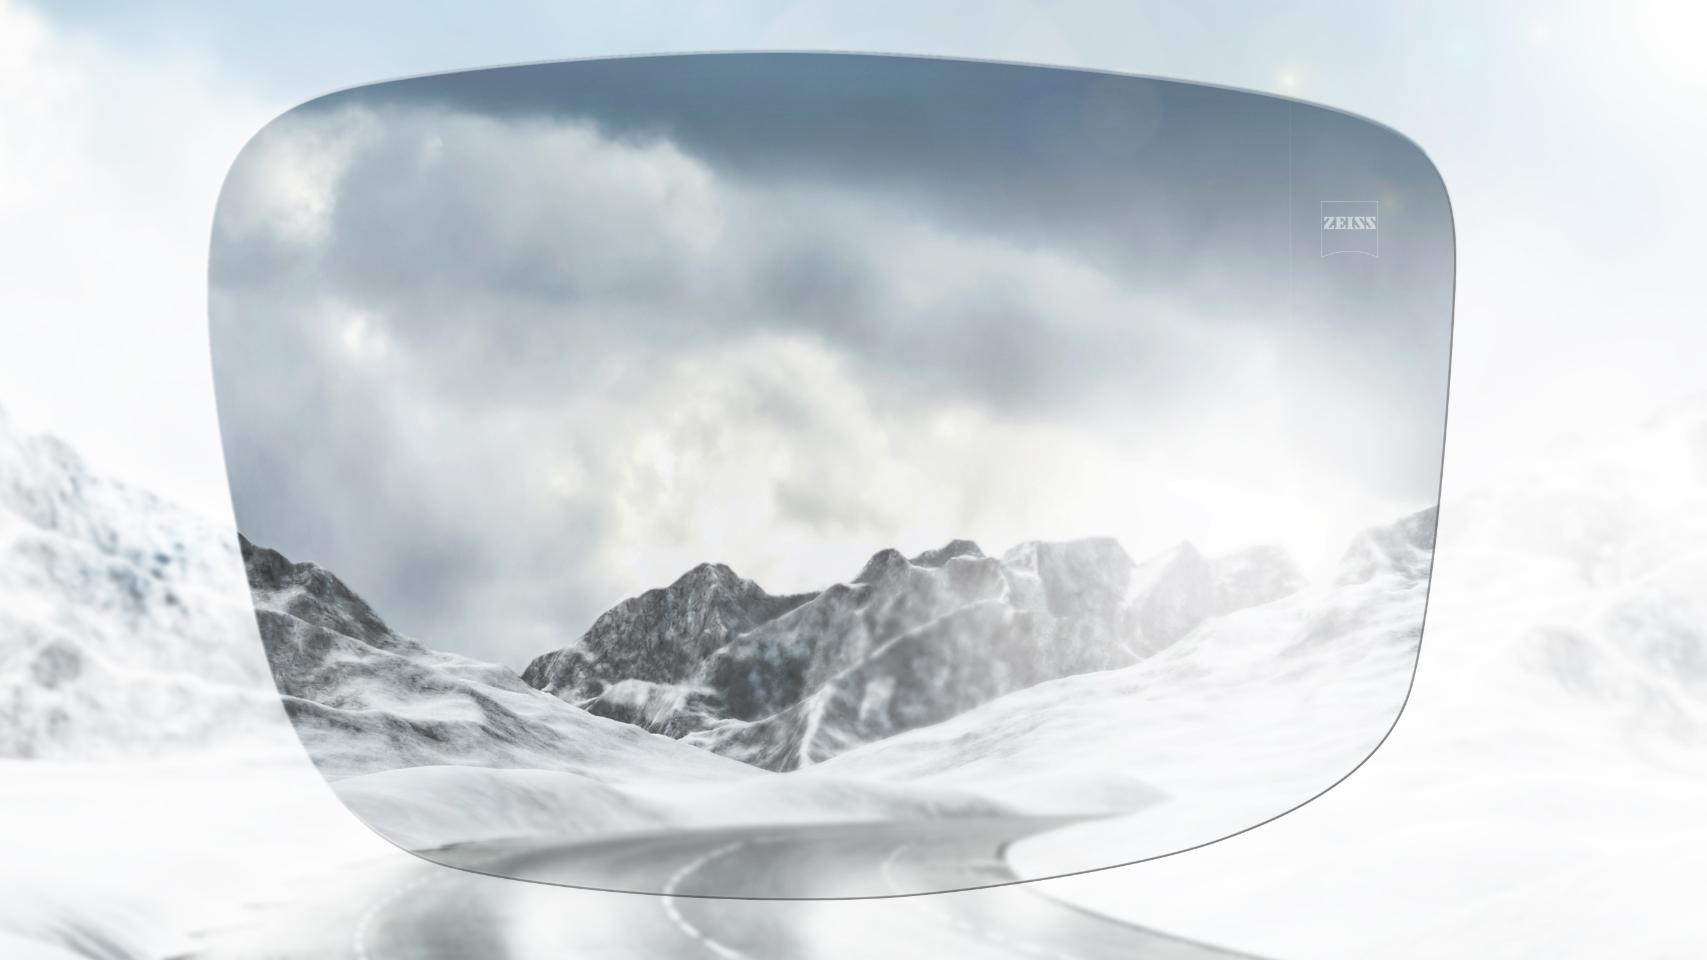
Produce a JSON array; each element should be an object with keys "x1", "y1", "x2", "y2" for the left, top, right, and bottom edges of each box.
[
  {"x1": 207, "y1": 54, "x2": 1450, "y2": 666},
  {"x1": 7, "y1": 0, "x2": 1704, "y2": 534}
]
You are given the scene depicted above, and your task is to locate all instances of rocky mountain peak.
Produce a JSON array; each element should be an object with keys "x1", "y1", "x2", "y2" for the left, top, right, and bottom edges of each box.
[
  {"x1": 520, "y1": 559, "x2": 814, "y2": 702},
  {"x1": 668, "y1": 560, "x2": 744, "y2": 592},
  {"x1": 909, "y1": 539, "x2": 985, "y2": 567},
  {"x1": 852, "y1": 547, "x2": 910, "y2": 585},
  {"x1": 239, "y1": 535, "x2": 408, "y2": 653}
]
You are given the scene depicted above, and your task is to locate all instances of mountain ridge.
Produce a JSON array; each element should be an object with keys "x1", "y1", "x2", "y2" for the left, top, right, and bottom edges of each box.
[{"x1": 523, "y1": 533, "x2": 1309, "y2": 770}]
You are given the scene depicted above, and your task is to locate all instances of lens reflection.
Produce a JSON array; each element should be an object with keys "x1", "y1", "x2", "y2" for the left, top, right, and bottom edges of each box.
[{"x1": 211, "y1": 53, "x2": 1452, "y2": 897}]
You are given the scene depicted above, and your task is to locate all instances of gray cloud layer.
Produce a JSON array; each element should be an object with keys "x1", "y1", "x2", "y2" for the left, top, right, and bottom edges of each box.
[{"x1": 211, "y1": 54, "x2": 1452, "y2": 666}]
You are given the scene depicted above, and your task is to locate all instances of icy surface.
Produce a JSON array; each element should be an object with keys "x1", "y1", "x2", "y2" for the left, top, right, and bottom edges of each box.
[
  {"x1": 336, "y1": 763, "x2": 1008, "y2": 851},
  {"x1": 0, "y1": 752, "x2": 395, "y2": 960}
]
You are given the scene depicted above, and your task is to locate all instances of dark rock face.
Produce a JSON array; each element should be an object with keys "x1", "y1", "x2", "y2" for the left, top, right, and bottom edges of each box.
[
  {"x1": 520, "y1": 562, "x2": 813, "y2": 704},
  {"x1": 701, "y1": 550, "x2": 1027, "y2": 723},
  {"x1": 241, "y1": 536, "x2": 404, "y2": 654},
  {"x1": 690, "y1": 599, "x2": 1081, "y2": 768},
  {"x1": 240, "y1": 526, "x2": 1325, "y2": 776},
  {"x1": 242, "y1": 537, "x2": 746, "y2": 781},
  {"x1": 524, "y1": 536, "x2": 1308, "y2": 771}
]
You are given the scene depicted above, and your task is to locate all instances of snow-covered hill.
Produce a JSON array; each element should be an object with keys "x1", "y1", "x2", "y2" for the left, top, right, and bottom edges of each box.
[
  {"x1": 243, "y1": 503, "x2": 1427, "y2": 882},
  {"x1": 0, "y1": 394, "x2": 1428, "y2": 878},
  {"x1": 1022, "y1": 397, "x2": 1707, "y2": 958},
  {"x1": 238, "y1": 481, "x2": 1431, "y2": 861},
  {"x1": 0, "y1": 398, "x2": 1435, "y2": 925},
  {"x1": 809, "y1": 507, "x2": 1431, "y2": 843},
  {"x1": 525, "y1": 534, "x2": 1308, "y2": 770},
  {"x1": 0, "y1": 407, "x2": 275, "y2": 759},
  {"x1": 242, "y1": 535, "x2": 1030, "y2": 850},
  {"x1": 244, "y1": 535, "x2": 757, "y2": 783}
]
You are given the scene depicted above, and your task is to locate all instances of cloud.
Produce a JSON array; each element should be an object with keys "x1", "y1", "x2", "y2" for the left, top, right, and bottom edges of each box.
[
  {"x1": 0, "y1": 0, "x2": 262, "y2": 516},
  {"x1": 214, "y1": 98, "x2": 1348, "y2": 424},
  {"x1": 209, "y1": 72, "x2": 1450, "y2": 666}
]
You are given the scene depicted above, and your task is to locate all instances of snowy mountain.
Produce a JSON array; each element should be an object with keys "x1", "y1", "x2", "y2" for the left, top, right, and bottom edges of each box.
[
  {"x1": 1015, "y1": 400, "x2": 1707, "y2": 960},
  {"x1": 805, "y1": 508, "x2": 1431, "y2": 838},
  {"x1": 524, "y1": 534, "x2": 1308, "y2": 770},
  {"x1": 0, "y1": 407, "x2": 275, "y2": 759},
  {"x1": 519, "y1": 562, "x2": 815, "y2": 737},
  {"x1": 243, "y1": 535, "x2": 757, "y2": 783},
  {"x1": 0, "y1": 399, "x2": 1436, "y2": 906},
  {"x1": 241, "y1": 513, "x2": 1424, "y2": 874},
  {"x1": 242, "y1": 535, "x2": 1026, "y2": 851}
]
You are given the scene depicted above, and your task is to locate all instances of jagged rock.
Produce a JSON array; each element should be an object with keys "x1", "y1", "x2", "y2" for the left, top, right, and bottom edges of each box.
[
  {"x1": 696, "y1": 547, "x2": 1025, "y2": 723},
  {"x1": 242, "y1": 537, "x2": 750, "y2": 782},
  {"x1": 690, "y1": 598, "x2": 1111, "y2": 767},
  {"x1": 520, "y1": 562, "x2": 812, "y2": 704},
  {"x1": 526, "y1": 536, "x2": 1245, "y2": 770}
]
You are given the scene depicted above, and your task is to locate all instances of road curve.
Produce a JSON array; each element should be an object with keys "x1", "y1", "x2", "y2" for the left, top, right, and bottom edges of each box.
[
  {"x1": 196, "y1": 819, "x2": 1263, "y2": 959},
  {"x1": 427, "y1": 816, "x2": 1085, "y2": 897}
]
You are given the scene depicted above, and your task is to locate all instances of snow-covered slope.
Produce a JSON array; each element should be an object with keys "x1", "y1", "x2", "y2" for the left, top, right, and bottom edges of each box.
[
  {"x1": 0, "y1": 409, "x2": 405, "y2": 960},
  {"x1": 244, "y1": 536, "x2": 758, "y2": 783},
  {"x1": 524, "y1": 534, "x2": 1307, "y2": 770},
  {"x1": 243, "y1": 535, "x2": 1032, "y2": 852},
  {"x1": 1022, "y1": 398, "x2": 1707, "y2": 959},
  {"x1": 807, "y1": 508, "x2": 1431, "y2": 841},
  {"x1": 245, "y1": 503, "x2": 1426, "y2": 878},
  {"x1": 0, "y1": 407, "x2": 275, "y2": 759}
]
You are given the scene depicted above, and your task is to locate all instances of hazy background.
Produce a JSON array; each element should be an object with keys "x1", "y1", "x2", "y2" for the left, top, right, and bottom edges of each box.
[{"x1": 207, "y1": 56, "x2": 1451, "y2": 666}]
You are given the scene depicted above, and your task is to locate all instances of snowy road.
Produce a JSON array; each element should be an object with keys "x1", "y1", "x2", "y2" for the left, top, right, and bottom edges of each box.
[{"x1": 197, "y1": 819, "x2": 1261, "y2": 959}]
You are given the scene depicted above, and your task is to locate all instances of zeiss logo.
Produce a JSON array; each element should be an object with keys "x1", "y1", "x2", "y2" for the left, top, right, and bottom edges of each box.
[{"x1": 1320, "y1": 200, "x2": 1379, "y2": 257}]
